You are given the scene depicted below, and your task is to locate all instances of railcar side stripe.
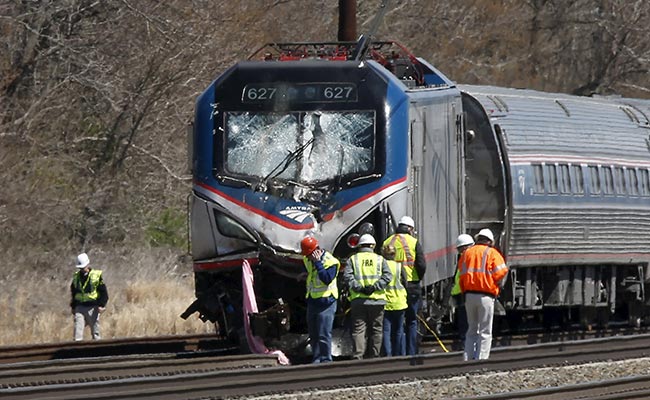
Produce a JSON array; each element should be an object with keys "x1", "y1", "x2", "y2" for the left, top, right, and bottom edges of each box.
[
  {"x1": 196, "y1": 176, "x2": 407, "y2": 228},
  {"x1": 322, "y1": 176, "x2": 408, "y2": 221},
  {"x1": 195, "y1": 181, "x2": 315, "y2": 229},
  {"x1": 509, "y1": 154, "x2": 650, "y2": 168},
  {"x1": 424, "y1": 244, "x2": 456, "y2": 261}
]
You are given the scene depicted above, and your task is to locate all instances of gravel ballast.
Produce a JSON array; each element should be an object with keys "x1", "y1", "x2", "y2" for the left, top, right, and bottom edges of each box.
[{"x1": 241, "y1": 357, "x2": 650, "y2": 400}]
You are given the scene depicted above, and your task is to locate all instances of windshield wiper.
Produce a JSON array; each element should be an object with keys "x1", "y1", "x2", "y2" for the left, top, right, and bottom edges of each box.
[{"x1": 260, "y1": 136, "x2": 315, "y2": 184}]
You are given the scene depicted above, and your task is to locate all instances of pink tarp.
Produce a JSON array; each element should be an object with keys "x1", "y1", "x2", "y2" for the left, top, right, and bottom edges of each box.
[{"x1": 241, "y1": 259, "x2": 291, "y2": 365}]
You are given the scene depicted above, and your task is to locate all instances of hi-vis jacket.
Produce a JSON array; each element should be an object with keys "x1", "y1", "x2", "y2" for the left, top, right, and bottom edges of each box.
[
  {"x1": 383, "y1": 233, "x2": 422, "y2": 282},
  {"x1": 344, "y1": 248, "x2": 392, "y2": 302},
  {"x1": 303, "y1": 251, "x2": 339, "y2": 300},
  {"x1": 384, "y1": 259, "x2": 407, "y2": 311},
  {"x1": 459, "y1": 244, "x2": 508, "y2": 298},
  {"x1": 71, "y1": 269, "x2": 108, "y2": 307}
]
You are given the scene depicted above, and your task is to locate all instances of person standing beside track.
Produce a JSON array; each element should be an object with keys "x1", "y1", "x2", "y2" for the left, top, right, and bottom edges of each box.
[
  {"x1": 383, "y1": 216, "x2": 426, "y2": 356},
  {"x1": 344, "y1": 234, "x2": 392, "y2": 359},
  {"x1": 70, "y1": 253, "x2": 109, "y2": 341},
  {"x1": 381, "y1": 244, "x2": 407, "y2": 356},
  {"x1": 451, "y1": 234, "x2": 475, "y2": 347},
  {"x1": 459, "y1": 228, "x2": 508, "y2": 360},
  {"x1": 300, "y1": 236, "x2": 340, "y2": 363}
]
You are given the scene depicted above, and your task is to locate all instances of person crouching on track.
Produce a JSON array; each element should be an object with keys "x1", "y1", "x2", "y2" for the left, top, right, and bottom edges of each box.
[
  {"x1": 451, "y1": 234, "x2": 475, "y2": 348},
  {"x1": 459, "y1": 229, "x2": 508, "y2": 360},
  {"x1": 301, "y1": 236, "x2": 340, "y2": 363},
  {"x1": 381, "y1": 244, "x2": 407, "y2": 356},
  {"x1": 343, "y1": 234, "x2": 392, "y2": 359},
  {"x1": 70, "y1": 253, "x2": 109, "y2": 341}
]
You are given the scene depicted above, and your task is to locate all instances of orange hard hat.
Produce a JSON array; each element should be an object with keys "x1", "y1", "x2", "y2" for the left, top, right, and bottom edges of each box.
[{"x1": 300, "y1": 236, "x2": 319, "y2": 255}]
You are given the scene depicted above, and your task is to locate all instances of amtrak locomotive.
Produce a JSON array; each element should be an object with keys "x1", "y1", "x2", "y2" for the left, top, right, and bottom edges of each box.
[{"x1": 182, "y1": 39, "x2": 650, "y2": 352}]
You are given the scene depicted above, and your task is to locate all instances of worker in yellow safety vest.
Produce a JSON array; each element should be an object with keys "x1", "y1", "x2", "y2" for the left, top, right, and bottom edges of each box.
[
  {"x1": 70, "y1": 253, "x2": 109, "y2": 341},
  {"x1": 450, "y1": 233, "x2": 475, "y2": 348},
  {"x1": 343, "y1": 234, "x2": 392, "y2": 359},
  {"x1": 300, "y1": 236, "x2": 340, "y2": 363},
  {"x1": 381, "y1": 244, "x2": 407, "y2": 356},
  {"x1": 382, "y1": 216, "x2": 426, "y2": 355}
]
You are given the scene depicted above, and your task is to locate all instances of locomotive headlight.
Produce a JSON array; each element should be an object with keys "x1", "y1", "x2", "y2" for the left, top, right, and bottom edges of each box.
[{"x1": 214, "y1": 211, "x2": 256, "y2": 242}]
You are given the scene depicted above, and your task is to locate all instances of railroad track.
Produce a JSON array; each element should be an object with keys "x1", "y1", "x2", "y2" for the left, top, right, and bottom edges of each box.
[
  {"x1": 3, "y1": 333, "x2": 650, "y2": 399},
  {"x1": 0, "y1": 334, "x2": 235, "y2": 364}
]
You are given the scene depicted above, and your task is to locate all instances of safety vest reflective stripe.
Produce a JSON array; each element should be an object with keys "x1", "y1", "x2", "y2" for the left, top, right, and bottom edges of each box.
[
  {"x1": 459, "y1": 245, "x2": 508, "y2": 297},
  {"x1": 352, "y1": 253, "x2": 382, "y2": 282},
  {"x1": 492, "y1": 263, "x2": 507, "y2": 275},
  {"x1": 349, "y1": 252, "x2": 387, "y2": 301},
  {"x1": 385, "y1": 234, "x2": 419, "y2": 282},
  {"x1": 304, "y1": 252, "x2": 339, "y2": 299},
  {"x1": 384, "y1": 260, "x2": 407, "y2": 311},
  {"x1": 73, "y1": 270, "x2": 102, "y2": 302},
  {"x1": 388, "y1": 234, "x2": 414, "y2": 266}
]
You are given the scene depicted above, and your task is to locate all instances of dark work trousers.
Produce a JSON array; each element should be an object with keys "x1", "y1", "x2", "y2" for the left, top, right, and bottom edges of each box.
[
  {"x1": 350, "y1": 300, "x2": 385, "y2": 359},
  {"x1": 307, "y1": 298, "x2": 337, "y2": 363},
  {"x1": 452, "y1": 294, "x2": 468, "y2": 343},
  {"x1": 405, "y1": 289, "x2": 422, "y2": 356},
  {"x1": 382, "y1": 309, "x2": 405, "y2": 356}
]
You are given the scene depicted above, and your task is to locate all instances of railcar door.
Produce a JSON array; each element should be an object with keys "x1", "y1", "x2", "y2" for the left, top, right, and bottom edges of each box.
[
  {"x1": 410, "y1": 93, "x2": 463, "y2": 284},
  {"x1": 460, "y1": 93, "x2": 508, "y2": 248}
]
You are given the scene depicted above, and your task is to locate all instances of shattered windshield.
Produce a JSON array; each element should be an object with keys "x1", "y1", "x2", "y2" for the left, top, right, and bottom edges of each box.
[{"x1": 225, "y1": 111, "x2": 375, "y2": 184}]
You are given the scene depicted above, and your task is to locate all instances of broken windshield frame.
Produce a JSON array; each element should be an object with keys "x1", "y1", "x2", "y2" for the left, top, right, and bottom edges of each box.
[{"x1": 223, "y1": 110, "x2": 376, "y2": 188}]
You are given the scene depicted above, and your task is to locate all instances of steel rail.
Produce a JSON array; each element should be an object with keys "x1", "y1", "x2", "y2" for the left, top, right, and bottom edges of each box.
[
  {"x1": 0, "y1": 352, "x2": 278, "y2": 387},
  {"x1": 0, "y1": 334, "x2": 231, "y2": 364},
  {"x1": 459, "y1": 374, "x2": 650, "y2": 400}
]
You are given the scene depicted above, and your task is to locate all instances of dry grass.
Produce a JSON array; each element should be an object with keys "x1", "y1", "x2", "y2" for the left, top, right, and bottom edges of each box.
[{"x1": 0, "y1": 247, "x2": 213, "y2": 346}]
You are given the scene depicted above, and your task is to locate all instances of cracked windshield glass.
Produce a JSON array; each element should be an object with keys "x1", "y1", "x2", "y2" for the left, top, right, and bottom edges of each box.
[{"x1": 225, "y1": 111, "x2": 375, "y2": 184}]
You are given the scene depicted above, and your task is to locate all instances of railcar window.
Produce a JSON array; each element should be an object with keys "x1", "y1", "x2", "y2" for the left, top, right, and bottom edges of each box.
[
  {"x1": 614, "y1": 167, "x2": 626, "y2": 195},
  {"x1": 603, "y1": 166, "x2": 614, "y2": 195},
  {"x1": 533, "y1": 164, "x2": 544, "y2": 193},
  {"x1": 571, "y1": 165, "x2": 584, "y2": 194},
  {"x1": 546, "y1": 164, "x2": 558, "y2": 193},
  {"x1": 589, "y1": 166, "x2": 601, "y2": 195},
  {"x1": 627, "y1": 168, "x2": 639, "y2": 196},
  {"x1": 641, "y1": 169, "x2": 650, "y2": 196},
  {"x1": 559, "y1": 164, "x2": 570, "y2": 194}
]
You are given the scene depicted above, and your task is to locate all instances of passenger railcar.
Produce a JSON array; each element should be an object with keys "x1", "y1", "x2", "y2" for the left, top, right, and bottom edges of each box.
[
  {"x1": 460, "y1": 86, "x2": 650, "y2": 326},
  {"x1": 182, "y1": 39, "x2": 650, "y2": 352}
]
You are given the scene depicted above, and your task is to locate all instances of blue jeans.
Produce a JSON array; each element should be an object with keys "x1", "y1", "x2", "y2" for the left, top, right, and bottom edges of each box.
[
  {"x1": 382, "y1": 309, "x2": 405, "y2": 356},
  {"x1": 307, "y1": 298, "x2": 337, "y2": 363},
  {"x1": 405, "y1": 291, "x2": 422, "y2": 356}
]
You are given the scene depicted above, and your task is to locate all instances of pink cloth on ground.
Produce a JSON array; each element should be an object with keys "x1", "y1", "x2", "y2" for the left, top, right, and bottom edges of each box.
[{"x1": 241, "y1": 259, "x2": 291, "y2": 365}]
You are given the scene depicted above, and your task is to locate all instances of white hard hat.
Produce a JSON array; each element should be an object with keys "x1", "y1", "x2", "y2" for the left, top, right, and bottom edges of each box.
[
  {"x1": 358, "y1": 234, "x2": 376, "y2": 247},
  {"x1": 476, "y1": 228, "x2": 495, "y2": 242},
  {"x1": 398, "y1": 216, "x2": 415, "y2": 228},
  {"x1": 76, "y1": 253, "x2": 90, "y2": 269},
  {"x1": 456, "y1": 234, "x2": 475, "y2": 248}
]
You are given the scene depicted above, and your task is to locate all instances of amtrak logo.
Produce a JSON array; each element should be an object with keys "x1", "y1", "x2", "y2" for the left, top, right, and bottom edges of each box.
[{"x1": 279, "y1": 207, "x2": 313, "y2": 223}]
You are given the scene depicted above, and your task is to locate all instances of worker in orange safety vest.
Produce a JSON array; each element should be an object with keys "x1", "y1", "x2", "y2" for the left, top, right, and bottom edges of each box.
[{"x1": 458, "y1": 228, "x2": 508, "y2": 360}]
